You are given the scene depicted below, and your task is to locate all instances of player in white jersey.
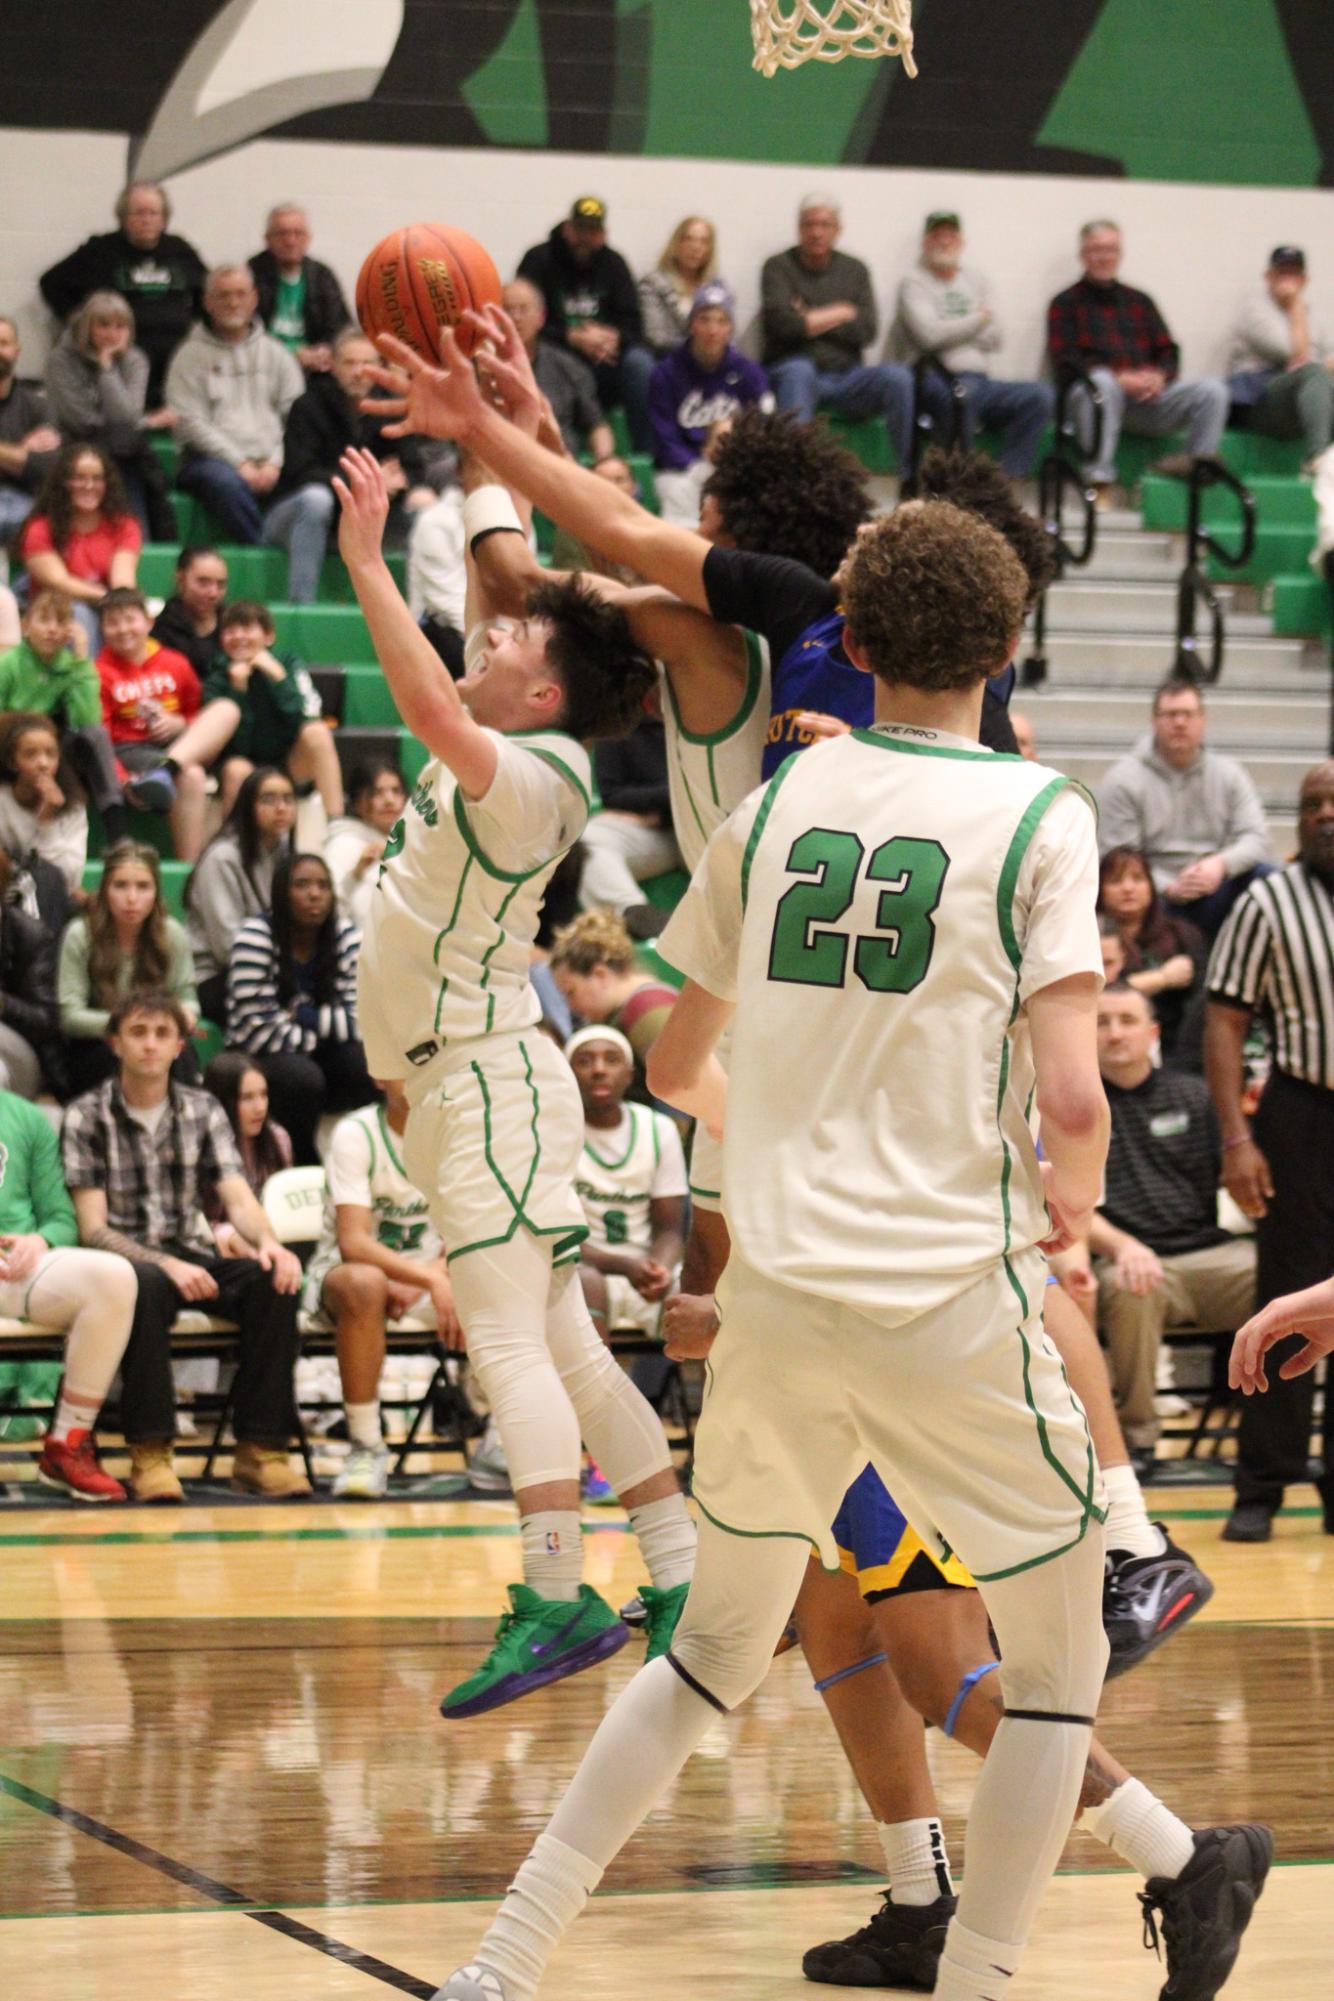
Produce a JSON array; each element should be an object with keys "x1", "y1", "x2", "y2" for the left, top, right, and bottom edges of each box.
[
  {"x1": 303, "y1": 1081, "x2": 452, "y2": 1500},
  {"x1": 333, "y1": 448, "x2": 698, "y2": 1719},
  {"x1": 427, "y1": 495, "x2": 1114, "y2": 2001},
  {"x1": 566, "y1": 1026, "x2": 686, "y2": 1340}
]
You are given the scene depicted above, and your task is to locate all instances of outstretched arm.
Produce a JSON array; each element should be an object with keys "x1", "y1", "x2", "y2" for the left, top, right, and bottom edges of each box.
[{"x1": 334, "y1": 447, "x2": 498, "y2": 800}]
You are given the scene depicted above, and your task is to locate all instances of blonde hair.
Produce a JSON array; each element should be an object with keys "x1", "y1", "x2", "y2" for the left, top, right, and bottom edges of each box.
[
  {"x1": 549, "y1": 909, "x2": 636, "y2": 977},
  {"x1": 657, "y1": 216, "x2": 717, "y2": 286},
  {"x1": 70, "y1": 291, "x2": 134, "y2": 358}
]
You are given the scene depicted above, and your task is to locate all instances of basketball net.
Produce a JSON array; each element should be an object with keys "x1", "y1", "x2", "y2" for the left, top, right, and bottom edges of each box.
[{"x1": 750, "y1": 0, "x2": 917, "y2": 78}]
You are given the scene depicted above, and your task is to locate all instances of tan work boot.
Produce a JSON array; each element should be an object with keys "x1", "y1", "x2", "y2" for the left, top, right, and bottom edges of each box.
[
  {"x1": 231, "y1": 1443, "x2": 312, "y2": 1498},
  {"x1": 129, "y1": 1444, "x2": 184, "y2": 1504}
]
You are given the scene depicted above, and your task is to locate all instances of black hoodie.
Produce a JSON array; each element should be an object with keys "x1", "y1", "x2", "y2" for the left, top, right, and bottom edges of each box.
[
  {"x1": 517, "y1": 223, "x2": 642, "y2": 352},
  {"x1": 40, "y1": 229, "x2": 206, "y2": 405}
]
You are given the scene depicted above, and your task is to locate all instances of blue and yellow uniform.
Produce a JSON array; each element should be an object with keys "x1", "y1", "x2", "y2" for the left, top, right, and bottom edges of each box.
[{"x1": 832, "y1": 1463, "x2": 975, "y2": 1599}]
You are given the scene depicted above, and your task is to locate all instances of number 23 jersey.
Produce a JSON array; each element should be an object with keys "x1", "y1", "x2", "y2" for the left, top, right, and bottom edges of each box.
[{"x1": 659, "y1": 723, "x2": 1102, "y2": 1319}]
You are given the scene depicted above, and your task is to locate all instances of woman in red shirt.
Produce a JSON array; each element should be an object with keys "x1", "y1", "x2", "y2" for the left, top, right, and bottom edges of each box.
[{"x1": 18, "y1": 444, "x2": 141, "y2": 653}]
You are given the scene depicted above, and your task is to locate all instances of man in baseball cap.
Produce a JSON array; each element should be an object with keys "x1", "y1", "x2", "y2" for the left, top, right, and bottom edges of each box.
[
  {"x1": 1228, "y1": 245, "x2": 1333, "y2": 470},
  {"x1": 517, "y1": 198, "x2": 654, "y2": 448}
]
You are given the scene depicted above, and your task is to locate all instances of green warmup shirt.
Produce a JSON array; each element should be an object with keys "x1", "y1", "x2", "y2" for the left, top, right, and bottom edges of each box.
[
  {"x1": 199, "y1": 651, "x2": 313, "y2": 763},
  {"x1": 0, "y1": 640, "x2": 102, "y2": 729},
  {"x1": 0, "y1": 1093, "x2": 78, "y2": 1248},
  {"x1": 270, "y1": 273, "x2": 308, "y2": 351}
]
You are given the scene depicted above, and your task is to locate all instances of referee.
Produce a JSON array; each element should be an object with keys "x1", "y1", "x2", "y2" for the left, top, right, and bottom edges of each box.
[{"x1": 1205, "y1": 760, "x2": 1334, "y2": 1542}]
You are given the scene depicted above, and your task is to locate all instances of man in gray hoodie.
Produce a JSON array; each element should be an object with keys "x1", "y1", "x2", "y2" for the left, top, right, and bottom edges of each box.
[
  {"x1": 1099, "y1": 679, "x2": 1273, "y2": 936},
  {"x1": 166, "y1": 265, "x2": 303, "y2": 545}
]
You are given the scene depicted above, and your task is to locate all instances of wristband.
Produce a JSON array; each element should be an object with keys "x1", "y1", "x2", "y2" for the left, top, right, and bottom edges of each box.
[
  {"x1": 1221, "y1": 1134, "x2": 1252, "y2": 1153},
  {"x1": 463, "y1": 484, "x2": 524, "y2": 555}
]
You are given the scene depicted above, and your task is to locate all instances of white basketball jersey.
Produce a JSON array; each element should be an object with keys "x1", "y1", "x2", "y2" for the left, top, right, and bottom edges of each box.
[
  {"x1": 661, "y1": 723, "x2": 1102, "y2": 1319},
  {"x1": 576, "y1": 1104, "x2": 688, "y2": 1255},
  {"x1": 662, "y1": 630, "x2": 771, "y2": 875},
  {"x1": 359, "y1": 729, "x2": 590, "y2": 1097},
  {"x1": 316, "y1": 1105, "x2": 443, "y2": 1265}
]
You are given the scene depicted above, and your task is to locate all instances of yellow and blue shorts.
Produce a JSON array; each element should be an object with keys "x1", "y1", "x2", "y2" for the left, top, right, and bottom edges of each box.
[{"x1": 832, "y1": 1464, "x2": 976, "y2": 1601}]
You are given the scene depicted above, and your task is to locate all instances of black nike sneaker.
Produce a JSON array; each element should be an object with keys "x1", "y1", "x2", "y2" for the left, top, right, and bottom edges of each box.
[
  {"x1": 1104, "y1": 1530, "x2": 1214, "y2": 1678},
  {"x1": 802, "y1": 1891, "x2": 955, "y2": 1988},
  {"x1": 1138, "y1": 1823, "x2": 1274, "y2": 2001}
]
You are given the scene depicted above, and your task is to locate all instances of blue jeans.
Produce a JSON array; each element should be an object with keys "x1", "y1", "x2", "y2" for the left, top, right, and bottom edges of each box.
[
  {"x1": 954, "y1": 373, "x2": 1055, "y2": 477},
  {"x1": 592, "y1": 345, "x2": 656, "y2": 453},
  {"x1": 769, "y1": 357, "x2": 915, "y2": 470},
  {"x1": 264, "y1": 484, "x2": 336, "y2": 603},
  {"x1": 176, "y1": 455, "x2": 265, "y2": 543}
]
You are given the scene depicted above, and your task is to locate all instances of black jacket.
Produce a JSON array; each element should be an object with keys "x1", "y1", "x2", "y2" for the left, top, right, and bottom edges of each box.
[
  {"x1": 0, "y1": 904, "x2": 59, "y2": 1053},
  {"x1": 274, "y1": 374, "x2": 432, "y2": 500},
  {"x1": 39, "y1": 230, "x2": 206, "y2": 404},
  {"x1": 517, "y1": 226, "x2": 642, "y2": 352},
  {"x1": 593, "y1": 720, "x2": 670, "y2": 827},
  {"x1": 151, "y1": 596, "x2": 219, "y2": 680},
  {"x1": 248, "y1": 251, "x2": 352, "y2": 353}
]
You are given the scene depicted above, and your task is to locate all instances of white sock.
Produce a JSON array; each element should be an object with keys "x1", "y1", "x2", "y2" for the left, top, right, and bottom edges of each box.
[
  {"x1": 475, "y1": 1831, "x2": 602, "y2": 2001},
  {"x1": 520, "y1": 1510, "x2": 583, "y2": 1600},
  {"x1": 1079, "y1": 1777, "x2": 1196, "y2": 1882},
  {"x1": 878, "y1": 1817, "x2": 954, "y2": 1905},
  {"x1": 934, "y1": 1916, "x2": 1020, "y2": 2001},
  {"x1": 627, "y1": 1493, "x2": 697, "y2": 1591},
  {"x1": 345, "y1": 1400, "x2": 382, "y2": 1450},
  {"x1": 1102, "y1": 1463, "x2": 1166, "y2": 1560},
  {"x1": 50, "y1": 1389, "x2": 101, "y2": 1445}
]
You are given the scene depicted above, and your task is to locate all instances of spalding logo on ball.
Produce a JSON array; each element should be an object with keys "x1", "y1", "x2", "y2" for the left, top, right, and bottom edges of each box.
[{"x1": 356, "y1": 224, "x2": 502, "y2": 362}]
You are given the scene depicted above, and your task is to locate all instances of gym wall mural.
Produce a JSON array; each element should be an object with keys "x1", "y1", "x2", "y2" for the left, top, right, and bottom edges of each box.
[{"x1": 0, "y1": 0, "x2": 1327, "y2": 187}]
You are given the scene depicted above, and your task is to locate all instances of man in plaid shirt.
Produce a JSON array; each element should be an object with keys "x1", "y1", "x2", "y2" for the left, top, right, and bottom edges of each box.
[
  {"x1": 1048, "y1": 222, "x2": 1228, "y2": 492},
  {"x1": 61, "y1": 991, "x2": 307, "y2": 1502}
]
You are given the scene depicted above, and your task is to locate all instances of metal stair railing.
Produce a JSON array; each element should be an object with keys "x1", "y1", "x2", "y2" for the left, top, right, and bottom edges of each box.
[
  {"x1": 904, "y1": 354, "x2": 969, "y2": 491},
  {"x1": 1020, "y1": 368, "x2": 1104, "y2": 689},
  {"x1": 1173, "y1": 457, "x2": 1257, "y2": 684}
]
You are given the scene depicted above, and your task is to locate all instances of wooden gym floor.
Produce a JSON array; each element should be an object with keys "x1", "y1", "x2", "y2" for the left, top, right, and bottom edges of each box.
[{"x1": 2, "y1": 1479, "x2": 1331, "y2": 2000}]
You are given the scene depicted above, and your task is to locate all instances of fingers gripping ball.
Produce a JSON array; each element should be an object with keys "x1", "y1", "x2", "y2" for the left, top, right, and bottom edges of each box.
[{"x1": 356, "y1": 225, "x2": 502, "y2": 363}]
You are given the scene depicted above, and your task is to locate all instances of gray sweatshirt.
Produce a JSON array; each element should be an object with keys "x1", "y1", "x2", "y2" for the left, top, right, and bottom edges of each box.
[
  {"x1": 1098, "y1": 734, "x2": 1272, "y2": 889},
  {"x1": 893, "y1": 262, "x2": 1003, "y2": 373},
  {"x1": 186, "y1": 834, "x2": 283, "y2": 984},
  {"x1": 1228, "y1": 289, "x2": 1332, "y2": 375},
  {"x1": 45, "y1": 331, "x2": 149, "y2": 454},
  {"x1": 166, "y1": 319, "x2": 304, "y2": 467}
]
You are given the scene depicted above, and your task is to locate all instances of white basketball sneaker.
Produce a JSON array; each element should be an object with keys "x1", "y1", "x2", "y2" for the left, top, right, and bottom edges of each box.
[{"x1": 432, "y1": 1966, "x2": 514, "y2": 2001}]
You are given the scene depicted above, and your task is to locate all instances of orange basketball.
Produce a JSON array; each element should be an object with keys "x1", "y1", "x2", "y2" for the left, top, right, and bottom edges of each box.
[{"x1": 355, "y1": 223, "x2": 502, "y2": 363}]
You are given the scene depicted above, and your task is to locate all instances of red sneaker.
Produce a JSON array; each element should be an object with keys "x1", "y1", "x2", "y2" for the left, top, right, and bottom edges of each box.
[{"x1": 37, "y1": 1433, "x2": 127, "y2": 1503}]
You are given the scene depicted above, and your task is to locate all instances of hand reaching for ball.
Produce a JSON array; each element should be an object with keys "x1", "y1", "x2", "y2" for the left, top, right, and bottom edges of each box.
[{"x1": 333, "y1": 447, "x2": 392, "y2": 569}]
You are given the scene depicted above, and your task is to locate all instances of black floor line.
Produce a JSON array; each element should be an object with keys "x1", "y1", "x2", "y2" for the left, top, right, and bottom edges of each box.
[{"x1": 0, "y1": 1774, "x2": 436, "y2": 1997}]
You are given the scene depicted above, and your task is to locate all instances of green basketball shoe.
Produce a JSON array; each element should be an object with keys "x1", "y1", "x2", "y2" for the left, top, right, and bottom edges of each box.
[
  {"x1": 640, "y1": 1581, "x2": 691, "y2": 1662},
  {"x1": 440, "y1": 1583, "x2": 629, "y2": 1719}
]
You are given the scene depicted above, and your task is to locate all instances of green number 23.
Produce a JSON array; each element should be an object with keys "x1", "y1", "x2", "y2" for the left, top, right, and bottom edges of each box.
[{"x1": 767, "y1": 829, "x2": 949, "y2": 994}]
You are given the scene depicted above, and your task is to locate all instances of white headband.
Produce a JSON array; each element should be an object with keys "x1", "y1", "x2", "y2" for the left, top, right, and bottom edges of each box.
[{"x1": 565, "y1": 1025, "x2": 635, "y2": 1066}]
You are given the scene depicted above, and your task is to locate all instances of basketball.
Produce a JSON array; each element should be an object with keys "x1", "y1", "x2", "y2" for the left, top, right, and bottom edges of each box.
[{"x1": 355, "y1": 223, "x2": 502, "y2": 362}]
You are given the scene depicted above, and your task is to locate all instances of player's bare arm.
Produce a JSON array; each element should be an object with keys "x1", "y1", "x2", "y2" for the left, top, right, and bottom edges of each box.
[
  {"x1": 645, "y1": 980, "x2": 732, "y2": 1137},
  {"x1": 1230, "y1": 1275, "x2": 1334, "y2": 1394},
  {"x1": 335, "y1": 446, "x2": 499, "y2": 800},
  {"x1": 1026, "y1": 972, "x2": 1110, "y2": 1249}
]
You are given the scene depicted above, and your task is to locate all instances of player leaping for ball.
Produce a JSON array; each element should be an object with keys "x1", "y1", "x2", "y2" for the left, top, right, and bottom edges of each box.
[{"x1": 332, "y1": 446, "x2": 696, "y2": 1718}]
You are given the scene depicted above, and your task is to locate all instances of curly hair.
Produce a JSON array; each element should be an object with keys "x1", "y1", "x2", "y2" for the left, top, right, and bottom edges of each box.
[
  {"x1": 916, "y1": 448, "x2": 1055, "y2": 609},
  {"x1": 27, "y1": 442, "x2": 132, "y2": 552},
  {"x1": 548, "y1": 908, "x2": 636, "y2": 977},
  {"x1": 525, "y1": 576, "x2": 656, "y2": 743},
  {"x1": 702, "y1": 409, "x2": 871, "y2": 580},
  {"x1": 841, "y1": 502, "x2": 1029, "y2": 693}
]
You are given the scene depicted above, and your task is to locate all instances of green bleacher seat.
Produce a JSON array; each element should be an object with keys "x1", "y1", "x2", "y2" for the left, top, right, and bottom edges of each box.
[
  {"x1": 270, "y1": 603, "x2": 376, "y2": 664},
  {"x1": 1271, "y1": 573, "x2": 1331, "y2": 637},
  {"x1": 825, "y1": 415, "x2": 899, "y2": 477},
  {"x1": 136, "y1": 543, "x2": 406, "y2": 606},
  {"x1": 148, "y1": 433, "x2": 178, "y2": 479},
  {"x1": 399, "y1": 733, "x2": 429, "y2": 785},
  {"x1": 341, "y1": 668, "x2": 399, "y2": 727},
  {"x1": 1220, "y1": 431, "x2": 1307, "y2": 480},
  {"x1": 1142, "y1": 472, "x2": 1314, "y2": 536}
]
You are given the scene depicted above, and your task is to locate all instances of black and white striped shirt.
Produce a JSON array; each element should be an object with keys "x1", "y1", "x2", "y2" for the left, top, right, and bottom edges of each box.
[{"x1": 1207, "y1": 862, "x2": 1334, "y2": 1088}]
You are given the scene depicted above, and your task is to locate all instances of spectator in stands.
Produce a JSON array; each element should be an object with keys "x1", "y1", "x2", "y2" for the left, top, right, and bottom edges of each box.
[
  {"x1": 1098, "y1": 846, "x2": 1207, "y2": 1065},
  {"x1": 1099, "y1": 915, "x2": 1127, "y2": 988},
  {"x1": 1092, "y1": 982, "x2": 1255, "y2": 1466},
  {"x1": 0, "y1": 849, "x2": 60, "y2": 1098},
  {"x1": 581, "y1": 718, "x2": 678, "y2": 936},
  {"x1": 0, "y1": 316, "x2": 62, "y2": 553},
  {"x1": 324, "y1": 757, "x2": 405, "y2": 933},
  {"x1": 167, "y1": 266, "x2": 304, "y2": 545},
  {"x1": 893, "y1": 209, "x2": 1053, "y2": 477},
  {"x1": 0, "y1": 591, "x2": 128, "y2": 845},
  {"x1": 406, "y1": 481, "x2": 467, "y2": 675},
  {"x1": 40, "y1": 183, "x2": 205, "y2": 413},
  {"x1": 248, "y1": 204, "x2": 350, "y2": 374},
  {"x1": 1206, "y1": 760, "x2": 1334, "y2": 1542},
  {"x1": 548, "y1": 910, "x2": 677, "y2": 1103},
  {"x1": 517, "y1": 196, "x2": 654, "y2": 451},
  {"x1": 58, "y1": 839, "x2": 199, "y2": 1096},
  {"x1": 150, "y1": 546, "x2": 227, "y2": 679},
  {"x1": 62, "y1": 989, "x2": 307, "y2": 1501},
  {"x1": 501, "y1": 278, "x2": 614, "y2": 462},
  {"x1": 638, "y1": 217, "x2": 718, "y2": 357},
  {"x1": 648, "y1": 283, "x2": 772, "y2": 525},
  {"x1": 1228, "y1": 246, "x2": 1334, "y2": 471},
  {"x1": 1048, "y1": 222, "x2": 1229, "y2": 497},
  {"x1": 17, "y1": 444, "x2": 140, "y2": 652},
  {"x1": 265, "y1": 328, "x2": 434, "y2": 603},
  {"x1": 200, "y1": 1051, "x2": 293, "y2": 1257},
  {"x1": 0, "y1": 713, "x2": 89, "y2": 900},
  {"x1": 198, "y1": 599, "x2": 341, "y2": 817},
  {"x1": 302, "y1": 1080, "x2": 459, "y2": 1499},
  {"x1": 1098, "y1": 680, "x2": 1272, "y2": 937},
  {"x1": 549, "y1": 455, "x2": 645, "y2": 584},
  {"x1": 95, "y1": 587, "x2": 236, "y2": 862},
  {"x1": 44, "y1": 292, "x2": 175, "y2": 540},
  {"x1": 0, "y1": 1087, "x2": 139, "y2": 1501},
  {"x1": 185, "y1": 766, "x2": 295, "y2": 1023},
  {"x1": 225, "y1": 851, "x2": 374, "y2": 1164},
  {"x1": 760, "y1": 194, "x2": 915, "y2": 472}
]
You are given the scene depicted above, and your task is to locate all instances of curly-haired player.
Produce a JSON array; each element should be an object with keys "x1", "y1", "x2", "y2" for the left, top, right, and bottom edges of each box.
[
  {"x1": 699, "y1": 405, "x2": 872, "y2": 580},
  {"x1": 333, "y1": 447, "x2": 697, "y2": 1719}
]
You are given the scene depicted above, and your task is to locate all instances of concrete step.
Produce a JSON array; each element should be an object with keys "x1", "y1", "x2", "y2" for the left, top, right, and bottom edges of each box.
[
  {"x1": 1021, "y1": 688, "x2": 1328, "y2": 745},
  {"x1": 1052, "y1": 748, "x2": 1315, "y2": 798},
  {"x1": 1042, "y1": 580, "x2": 1240, "y2": 628},
  {"x1": 1025, "y1": 632, "x2": 1311, "y2": 679},
  {"x1": 1074, "y1": 529, "x2": 1180, "y2": 579},
  {"x1": 1015, "y1": 646, "x2": 1319, "y2": 692}
]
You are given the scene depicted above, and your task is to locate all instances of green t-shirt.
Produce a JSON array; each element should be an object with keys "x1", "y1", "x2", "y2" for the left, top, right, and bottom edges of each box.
[
  {"x1": 0, "y1": 1092, "x2": 78, "y2": 1249},
  {"x1": 270, "y1": 272, "x2": 308, "y2": 351}
]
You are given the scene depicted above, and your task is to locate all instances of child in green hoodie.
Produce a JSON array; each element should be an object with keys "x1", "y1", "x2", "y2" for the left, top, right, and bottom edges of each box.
[{"x1": 0, "y1": 588, "x2": 127, "y2": 843}]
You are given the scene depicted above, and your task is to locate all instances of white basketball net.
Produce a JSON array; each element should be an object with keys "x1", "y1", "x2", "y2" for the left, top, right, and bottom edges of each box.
[{"x1": 750, "y1": 0, "x2": 918, "y2": 77}]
